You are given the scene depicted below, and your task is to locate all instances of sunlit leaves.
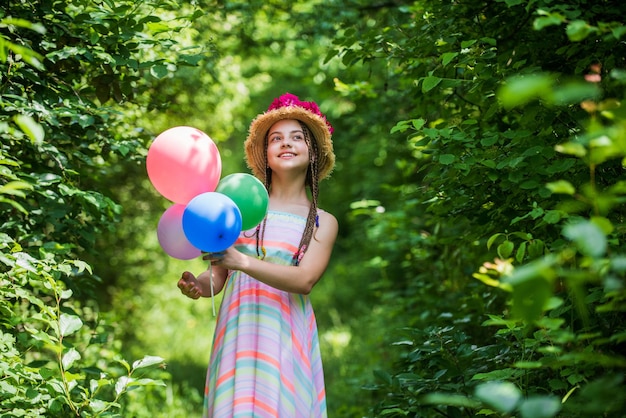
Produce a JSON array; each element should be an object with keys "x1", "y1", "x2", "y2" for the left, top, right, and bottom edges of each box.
[
  {"x1": 498, "y1": 74, "x2": 601, "y2": 109},
  {"x1": 566, "y1": 20, "x2": 599, "y2": 41},
  {"x1": 546, "y1": 180, "x2": 575, "y2": 195},
  {"x1": 13, "y1": 115, "x2": 44, "y2": 145},
  {"x1": 562, "y1": 220, "x2": 607, "y2": 257},
  {"x1": 59, "y1": 314, "x2": 83, "y2": 338},
  {"x1": 475, "y1": 381, "x2": 521, "y2": 414}
]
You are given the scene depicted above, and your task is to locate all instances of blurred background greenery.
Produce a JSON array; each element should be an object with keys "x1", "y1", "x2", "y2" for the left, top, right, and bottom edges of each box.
[{"x1": 2, "y1": 0, "x2": 626, "y2": 417}]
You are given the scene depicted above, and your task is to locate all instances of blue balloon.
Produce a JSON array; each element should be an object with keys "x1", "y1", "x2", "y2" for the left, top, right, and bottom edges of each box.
[{"x1": 182, "y1": 192, "x2": 242, "y2": 252}]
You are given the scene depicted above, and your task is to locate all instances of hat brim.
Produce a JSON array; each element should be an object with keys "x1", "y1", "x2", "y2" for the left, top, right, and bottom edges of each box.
[{"x1": 245, "y1": 106, "x2": 335, "y2": 182}]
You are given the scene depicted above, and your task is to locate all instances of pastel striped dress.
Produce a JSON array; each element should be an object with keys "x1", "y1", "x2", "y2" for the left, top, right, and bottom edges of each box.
[{"x1": 204, "y1": 211, "x2": 327, "y2": 418}]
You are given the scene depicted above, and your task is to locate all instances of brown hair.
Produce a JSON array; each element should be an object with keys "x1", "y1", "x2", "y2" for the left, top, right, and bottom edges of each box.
[{"x1": 252, "y1": 121, "x2": 320, "y2": 266}]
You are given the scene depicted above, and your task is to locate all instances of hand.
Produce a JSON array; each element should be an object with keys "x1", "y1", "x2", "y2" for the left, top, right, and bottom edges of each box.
[
  {"x1": 202, "y1": 248, "x2": 244, "y2": 270},
  {"x1": 202, "y1": 251, "x2": 226, "y2": 266},
  {"x1": 177, "y1": 271, "x2": 202, "y2": 299}
]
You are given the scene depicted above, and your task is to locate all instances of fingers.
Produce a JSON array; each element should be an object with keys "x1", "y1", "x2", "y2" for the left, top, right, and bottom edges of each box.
[
  {"x1": 178, "y1": 271, "x2": 201, "y2": 299},
  {"x1": 202, "y1": 251, "x2": 225, "y2": 263}
]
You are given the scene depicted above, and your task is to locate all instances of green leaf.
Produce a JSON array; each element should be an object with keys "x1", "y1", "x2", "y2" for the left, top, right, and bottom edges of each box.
[
  {"x1": 62, "y1": 348, "x2": 81, "y2": 370},
  {"x1": 150, "y1": 64, "x2": 169, "y2": 79},
  {"x1": 59, "y1": 314, "x2": 83, "y2": 337},
  {"x1": 475, "y1": 381, "x2": 522, "y2": 413},
  {"x1": 14, "y1": 115, "x2": 45, "y2": 145},
  {"x1": 555, "y1": 142, "x2": 586, "y2": 157},
  {"x1": 590, "y1": 216, "x2": 613, "y2": 235},
  {"x1": 439, "y1": 154, "x2": 455, "y2": 164},
  {"x1": 566, "y1": 20, "x2": 598, "y2": 42},
  {"x1": 487, "y1": 233, "x2": 504, "y2": 250},
  {"x1": 546, "y1": 180, "x2": 575, "y2": 195},
  {"x1": 511, "y1": 276, "x2": 553, "y2": 322},
  {"x1": 115, "y1": 376, "x2": 131, "y2": 396},
  {"x1": 498, "y1": 74, "x2": 555, "y2": 109},
  {"x1": 441, "y1": 52, "x2": 458, "y2": 66},
  {"x1": 518, "y1": 396, "x2": 561, "y2": 418},
  {"x1": 543, "y1": 210, "x2": 564, "y2": 224},
  {"x1": 550, "y1": 81, "x2": 601, "y2": 105},
  {"x1": 127, "y1": 378, "x2": 167, "y2": 387},
  {"x1": 422, "y1": 76, "x2": 442, "y2": 93},
  {"x1": 515, "y1": 241, "x2": 527, "y2": 263},
  {"x1": 132, "y1": 355, "x2": 165, "y2": 370},
  {"x1": 497, "y1": 240, "x2": 514, "y2": 258},
  {"x1": 0, "y1": 180, "x2": 33, "y2": 197},
  {"x1": 563, "y1": 220, "x2": 606, "y2": 257},
  {"x1": 421, "y1": 392, "x2": 481, "y2": 408},
  {"x1": 533, "y1": 14, "x2": 565, "y2": 31}
]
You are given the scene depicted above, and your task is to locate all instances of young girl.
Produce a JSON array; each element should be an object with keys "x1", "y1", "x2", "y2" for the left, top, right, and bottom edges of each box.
[{"x1": 177, "y1": 93, "x2": 338, "y2": 418}]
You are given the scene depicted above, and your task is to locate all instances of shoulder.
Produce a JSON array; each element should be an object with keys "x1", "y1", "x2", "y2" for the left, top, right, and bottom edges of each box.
[{"x1": 316, "y1": 209, "x2": 338, "y2": 235}]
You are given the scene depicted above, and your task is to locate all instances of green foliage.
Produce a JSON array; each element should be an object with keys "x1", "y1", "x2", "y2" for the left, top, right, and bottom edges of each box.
[
  {"x1": 327, "y1": 0, "x2": 626, "y2": 416},
  {"x1": 4, "y1": 0, "x2": 625, "y2": 416},
  {"x1": 0, "y1": 0, "x2": 205, "y2": 416}
]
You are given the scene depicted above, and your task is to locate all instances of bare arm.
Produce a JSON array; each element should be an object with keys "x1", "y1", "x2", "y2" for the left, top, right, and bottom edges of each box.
[{"x1": 214, "y1": 211, "x2": 338, "y2": 295}]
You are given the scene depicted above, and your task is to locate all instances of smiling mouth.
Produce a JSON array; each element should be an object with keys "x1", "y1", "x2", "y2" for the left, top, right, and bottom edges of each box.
[{"x1": 278, "y1": 152, "x2": 296, "y2": 158}]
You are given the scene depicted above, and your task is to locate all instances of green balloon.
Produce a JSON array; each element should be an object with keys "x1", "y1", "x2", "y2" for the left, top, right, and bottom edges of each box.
[{"x1": 216, "y1": 173, "x2": 269, "y2": 231}]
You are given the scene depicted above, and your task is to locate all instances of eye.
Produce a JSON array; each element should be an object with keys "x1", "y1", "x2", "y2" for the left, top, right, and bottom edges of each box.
[
  {"x1": 269, "y1": 135, "x2": 282, "y2": 142},
  {"x1": 292, "y1": 134, "x2": 304, "y2": 141}
]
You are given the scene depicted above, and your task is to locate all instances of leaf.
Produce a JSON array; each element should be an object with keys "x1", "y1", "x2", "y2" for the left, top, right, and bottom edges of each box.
[
  {"x1": 515, "y1": 241, "x2": 527, "y2": 263},
  {"x1": 132, "y1": 355, "x2": 165, "y2": 370},
  {"x1": 487, "y1": 233, "x2": 504, "y2": 250},
  {"x1": 422, "y1": 76, "x2": 442, "y2": 93},
  {"x1": 543, "y1": 210, "x2": 563, "y2": 224},
  {"x1": 0, "y1": 180, "x2": 32, "y2": 197},
  {"x1": 59, "y1": 314, "x2": 83, "y2": 337},
  {"x1": 562, "y1": 220, "x2": 606, "y2": 257},
  {"x1": 511, "y1": 276, "x2": 552, "y2": 322},
  {"x1": 421, "y1": 392, "x2": 480, "y2": 408},
  {"x1": 533, "y1": 14, "x2": 565, "y2": 31},
  {"x1": 498, "y1": 74, "x2": 555, "y2": 109},
  {"x1": 566, "y1": 20, "x2": 598, "y2": 42},
  {"x1": 115, "y1": 376, "x2": 132, "y2": 396},
  {"x1": 441, "y1": 52, "x2": 458, "y2": 66},
  {"x1": 518, "y1": 396, "x2": 561, "y2": 418},
  {"x1": 62, "y1": 348, "x2": 81, "y2": 370},
  {"x1": 474, "y1": 381, "x2": 521, "y2": 413},
  {"x1": 555, "y1": 141, "x2": 586, "y2": 157},
  {"x1": 550, "y1": 81, "x2": 601, "y2": 105},
  {"x1": 150, "y1": 64, "x2": 169, "y2": 79},
  {"x1": 497, "y1": 240, "x2": 514, "y2": 258},
  {"x1": 127, "y1": 378, "x2": 167, "y2": 388},
  {"x1": 14, "y1": 115, "x2": 45, "y2": 145},
  {"x1": 439, "y1": 154, "x2": 455, "y2": 165},
  {"x1": 546, "y1": 180, "x2": 575, "y2": 195}
]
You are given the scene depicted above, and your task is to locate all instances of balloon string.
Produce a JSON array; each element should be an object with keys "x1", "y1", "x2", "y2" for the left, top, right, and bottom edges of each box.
[{"x1": 209, "y1": 263, "x2": 216, "y2": 317}]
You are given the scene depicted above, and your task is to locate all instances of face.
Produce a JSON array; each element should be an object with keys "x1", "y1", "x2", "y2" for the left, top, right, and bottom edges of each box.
[{"x1": 266, "y1": 119, "x2": 311, "y2": 175}]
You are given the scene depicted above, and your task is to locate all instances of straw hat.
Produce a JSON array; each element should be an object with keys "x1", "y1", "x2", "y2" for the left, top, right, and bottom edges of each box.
[{"x1": 244, "y1": 93, "x2": 335, "y2": 181}]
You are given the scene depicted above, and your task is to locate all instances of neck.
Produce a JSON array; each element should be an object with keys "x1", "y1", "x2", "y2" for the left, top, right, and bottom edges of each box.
[{"x1": 268, "y1": 172, "x2": 309, "y2": 205}]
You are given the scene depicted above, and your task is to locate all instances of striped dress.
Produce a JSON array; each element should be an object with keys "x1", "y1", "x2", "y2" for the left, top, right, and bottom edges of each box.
[{"x1": 204, "y1": 211, "x2": 327, "y2": 418}]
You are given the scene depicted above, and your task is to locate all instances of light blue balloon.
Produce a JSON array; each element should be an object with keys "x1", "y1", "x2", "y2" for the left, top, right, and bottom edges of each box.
[{"x1": 182, "y1": 192, "x2": 242, "y2": 252}]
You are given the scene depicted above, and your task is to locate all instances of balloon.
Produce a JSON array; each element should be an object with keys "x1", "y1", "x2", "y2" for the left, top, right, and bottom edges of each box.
[
  {"x1": 182, "y1": 192, "x2": 242, "y2": 253},
  {"x1": 216, "y1": 173, "x2": 269, "y2": 230},
  {"x1": 157, "y1": 204, "x2": 202, "y2": 260},
  {"x1": 146, "y1": 126, "x2": 222, "y2": 204}
]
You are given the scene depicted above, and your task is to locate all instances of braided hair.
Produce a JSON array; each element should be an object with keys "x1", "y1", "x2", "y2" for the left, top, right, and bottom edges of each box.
[{"x1": 250, "y1": 120, "x2": 321, "y2": 266}]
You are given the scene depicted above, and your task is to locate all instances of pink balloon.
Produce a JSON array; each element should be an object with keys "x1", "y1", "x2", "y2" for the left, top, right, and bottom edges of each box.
[
  {"x1": 157, "y1": 204, "x2": 202, "y2": 260},
  {"x1": 146, "y1": 126, "x2": 222, "y2": 204}
]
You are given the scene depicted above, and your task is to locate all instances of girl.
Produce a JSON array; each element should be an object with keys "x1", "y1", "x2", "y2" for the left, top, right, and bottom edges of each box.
[{"x1": 177, "y1": 93, "x2": 338, "y2": 418}]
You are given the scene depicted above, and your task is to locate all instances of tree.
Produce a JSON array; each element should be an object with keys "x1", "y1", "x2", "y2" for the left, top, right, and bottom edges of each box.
[
  {"x1": 329, "y1": 0, "x2": 626, "y2": 416},
  {"x1": 0, "y1": 1, "x2": 206, "y2": 415}
]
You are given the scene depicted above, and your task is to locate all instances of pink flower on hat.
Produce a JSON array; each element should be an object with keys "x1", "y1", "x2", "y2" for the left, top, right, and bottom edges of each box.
[{"x1": 267, "y1": 93, "x2": 334, "y2": 134}]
